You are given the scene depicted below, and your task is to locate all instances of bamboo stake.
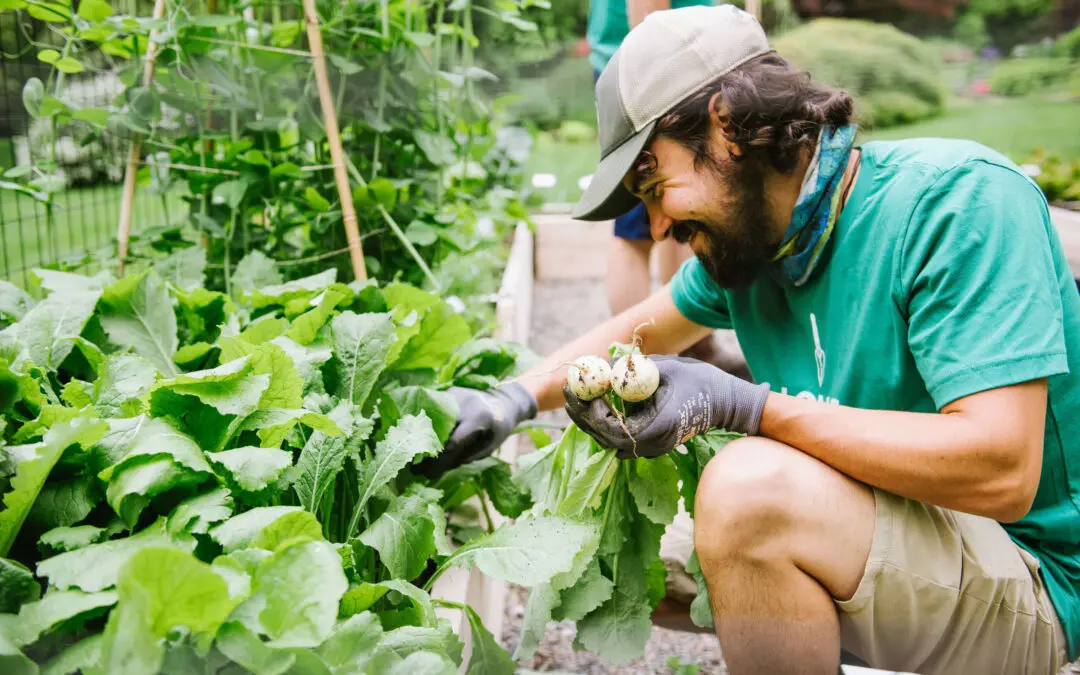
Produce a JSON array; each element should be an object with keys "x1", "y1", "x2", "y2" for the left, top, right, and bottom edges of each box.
[
  {"x1": 116, "y1": 0, "x2": 167, "y2": 275},
  {"x1": 301, "y1": 0, "x2": 367, "y2": 281},
  {"x1": 746, "y1": 0, "x2": 761, "y2": 21}
]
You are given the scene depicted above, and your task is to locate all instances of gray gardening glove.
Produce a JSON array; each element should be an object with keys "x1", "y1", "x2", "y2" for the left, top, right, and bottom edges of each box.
[
  {"x1": 415, "y1": 382, "x2": 538, "y2": 477},
  {"x1": 563, "y1": 354, "x2": 770, "y2": 459}
]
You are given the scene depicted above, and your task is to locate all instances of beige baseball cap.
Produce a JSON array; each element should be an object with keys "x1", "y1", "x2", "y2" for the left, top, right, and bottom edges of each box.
[{"x1": 572, "y1": 4, "x2": 772, "y2": 221}]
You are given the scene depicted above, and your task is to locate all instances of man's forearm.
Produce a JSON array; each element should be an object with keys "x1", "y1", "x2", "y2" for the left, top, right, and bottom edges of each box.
[
  {"x1": 629, "y1": 0, "x2": 669, "y2": 27},
  {"x1": 756, "y1": 381, "x2": 1047, "y2": 522},
  {"x1": 517, "y1": 285, "x2": 712, "y2": 411}
]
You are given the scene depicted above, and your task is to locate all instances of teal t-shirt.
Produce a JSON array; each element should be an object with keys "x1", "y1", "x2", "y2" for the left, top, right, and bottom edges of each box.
[
  {"x1": 671, "y1": 138, "x2": 1080, "y2": 659},
  {"x1": 586, "y1": 0, "x2": 716, "y2": 73}
]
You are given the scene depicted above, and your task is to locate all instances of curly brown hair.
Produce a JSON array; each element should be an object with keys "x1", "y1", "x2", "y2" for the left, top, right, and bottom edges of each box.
[{"x1": 654, "y1": 52, "x2": 855, "y2": 174}]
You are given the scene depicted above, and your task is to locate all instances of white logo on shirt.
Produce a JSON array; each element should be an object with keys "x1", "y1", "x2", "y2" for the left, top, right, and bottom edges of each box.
[{"x1": 811, "y1": 312, "x2": 825, "y2": 387}]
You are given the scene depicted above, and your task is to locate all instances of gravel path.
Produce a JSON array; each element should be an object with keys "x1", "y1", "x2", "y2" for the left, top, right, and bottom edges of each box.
[{"x1": 503, "y1": 274, "x2": 1080, "y2": 675}]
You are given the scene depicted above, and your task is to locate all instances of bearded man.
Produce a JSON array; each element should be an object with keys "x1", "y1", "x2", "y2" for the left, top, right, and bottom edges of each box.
[{"x1": 425, "y1": 5, "x2": 1080, "y2": 674}]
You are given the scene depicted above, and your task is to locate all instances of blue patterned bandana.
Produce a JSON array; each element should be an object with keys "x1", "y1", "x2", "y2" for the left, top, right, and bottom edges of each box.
[{"x1": 769, "y1": 124, "x2": 858, "y2": 287}]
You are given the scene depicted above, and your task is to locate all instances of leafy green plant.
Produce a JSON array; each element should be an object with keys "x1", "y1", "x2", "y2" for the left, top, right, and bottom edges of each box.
[
  {"x1": 1022, "y1": 150, "x2": 1080, "y2": 203},
  {"x1": 988, "y1": 57, "x2": 1074, "y2": 96},
  {"x1": 0, "y1": 262, "x2": 598, "y2": 673},
  {"x1": 0, "y1": 0, "x2": 543, "y2": 314}
]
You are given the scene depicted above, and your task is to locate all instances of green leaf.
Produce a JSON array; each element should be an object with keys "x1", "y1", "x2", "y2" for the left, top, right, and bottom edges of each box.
[
  {"x1": 270, "y1": 20, "x2": 300, "y2": 47},
  {"x1": 107, "y1": 458, "x2": 208, "y2": 529},
  {"x1": 482, "y1": 461, "x2": 532, "y2": 519},
  {"x1": 99, "y1": 547, "x2": 238, "y2": 675},
  {"x1": 36, "y1": 517, "x2": 192, "y2": 593},
  {"x1": 37, "y1": 49, "x2": 60, "y2": 64},
  {"x1": 99, "y1": 270, "x2": 178, "y2": 377},
  {"x1": 552, "y1": 557, "x2": 612, "y2": 622},
  {"x1": 685, "y1": 551, "x2": 712, "y2": 628},
  {"x1": 573, "y1": 579, "x2": 652, "y2": 664},
  {"x1": 191, "y1": 14, "x2": 241, "y2": 27},
  {"x1": 382, "y1": 651, "x2": 457, "y2": 675},
  {"x1": 151, "y1": 356, "x2": 269, "y2": 417},
  {"x1": 95, "y1": 354, "x2": 157, "y2": 418},
  {"x1": 210, "y1": 506, "x2": 305, "y2": 553},
  {"x1": 246, "y1": 270, "x2": 337, "y2": 309},
  {"x1": 316, "y1": 611, "x2": 381, "y2": 674},
  {"x1": 339, "y1": 584, "x2": 388, "y2": 618},
  {"x1": 158, "y1": 247, "x2": 206, "y2": 291},
  {"x1": 214, "y1": 622, "x2": 296, "y2": 675},
  {"x1": 557, "y1": 448, "x2": 617, "y2": 517},
  {"x1": 286, "y1": 289, "x2": 346, "y2": 345},
  {"x1": 233, "y1": 539, "x2": 348, "y2": 648},
  {"x1": 38, "y1": 524, "x2": 106, "y2": 554},
  {"x1": 167, "y1": 487, "x2": 234, "y2": 536},
  {"x1": 214, "y1": 179, "x2": 248, "y2": 210},
  {"x1": 241, "y1": 407, "x2": 344, "y2": 449},
  {"x1": 60, "y1": 379, "x2": 92, "y2": 408},
  {"x1": 327, "y1": 53, "x2": 363, "y2": 74},
  {"x1": 386, "y1": 386, "x2": 458, "y2": 443},
  {"x1": 511, "y1": 582, "x2": 558, "y2": 661},
  {"x1": 234, "y1": 251, "x2": 283, "y2": 294},
  {"x1": 0, "y1": 417, "x2": 107, "y2": 556},
  {"x1": 13, "y1": 404, "x2": 82, "y2": 443},
  {"x1": 27, "y1": 2, "x2": 69, "y2": 22},
  {"x1": 0, "y1": 558, "x2": 38, "y2": 614},
  {"x1": 39, "y1": 634, "x2": 101, "y2": 675},
  {"x1": 330, "y1": 311, "x2": 396, "y2": 407},
  {"x1": 628, "y1": 455, "x2": 679, "y2": 526},
  {"x1": 371, "y1": 624, "x2": 461, "y2": 671},
  {"x1": 208, "y1": 447, "x2": 292, "y2": 494},
  {"x1": 352, "y1": 413, "x2": 441, "y2": 529},
  {"x1": 10, "y1": 590, "x2": 117, "y2": 646},
  {"x1": 22, "y1": 78, "x2": 44, "y2": 118},
  {"x1": 99, "y1": 417, "x2": 213, "y2": 481},
  {"x1": 30, "y1": 477, "x2": 99, "y2": 532},
  {"x1": 293, "y1": 405, "x2": 358, "y2": 513},
  {"x1": 0, "y1": 280, "x2": 32, "y2": 322},
  {"x1": 249, "y1": 343, "x2": 303, "y2": 409},
  {"x1": 6, "y1": 288, "x2": 100, "y2": 370},
  {"x1": 358, "y1": 485, "x2": 440, "y2": 580},
  {"x1": 413, "y1": 131, "x2": 456, "y2": 166},
  {"x1": 445, "y1": 515, "x2": 599, "y2": 587},
  {"x1": 392, "y1": 303, "x2": 470, "y2": 373},
  {"x1": 464, "y1": 605, "x2": 515, "y2": 675},
  {"x1": 0, "y1": 0, "x2": 28, "y2": 10},
  {"x1": 78, "y1": 0, "x2": 111, "y2": 20},
  {"x1": 0, "y1": 632, "x2": 35, "y2": 675},
  {"x1": 304, "y1": 187, "x2": 331, "y2": 212},
  {"x1": 72, "y1": 107, "x2": 110, "y2": 126},
  {"x1": 53, "y1": 57, "x2": 83, "y2": 74}
]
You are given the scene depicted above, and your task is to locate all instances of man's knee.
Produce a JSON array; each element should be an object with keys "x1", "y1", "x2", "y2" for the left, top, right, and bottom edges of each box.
[{"x1": 692, "y1": 437, "x2": 833, "y2": 561}]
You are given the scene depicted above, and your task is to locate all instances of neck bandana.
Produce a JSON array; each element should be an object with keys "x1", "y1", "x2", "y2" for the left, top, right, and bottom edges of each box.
[{"x1": 769, "y1": 124, "x2": 858, "y2": 287}]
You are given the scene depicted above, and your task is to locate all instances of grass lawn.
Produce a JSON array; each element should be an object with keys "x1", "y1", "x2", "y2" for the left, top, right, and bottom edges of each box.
[
  {"x1": 526, "y1": 95, "x2": 1080, "y2": 206},
  {"x1": 0, "y1": 183, "x2": 186, "y2": 288}
]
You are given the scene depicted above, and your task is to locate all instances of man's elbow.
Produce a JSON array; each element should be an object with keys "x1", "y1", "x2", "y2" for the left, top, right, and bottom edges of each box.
[{"x1": 984, "y1": 449, "x2": 1042, "y2": 523}]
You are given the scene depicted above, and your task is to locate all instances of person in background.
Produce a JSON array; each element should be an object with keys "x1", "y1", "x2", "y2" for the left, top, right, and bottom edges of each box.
[{"x1": 586, "y1": 0, "x2": 729, "y2": 368}]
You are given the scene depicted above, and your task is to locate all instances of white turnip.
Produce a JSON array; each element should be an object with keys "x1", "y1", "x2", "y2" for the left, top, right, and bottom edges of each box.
[
  {"x1": 566, "y1": 355, "x2": 612, "y2": 401},
  {"x1": 611, "y1": 352, "x2": 659, "y2": 402}
]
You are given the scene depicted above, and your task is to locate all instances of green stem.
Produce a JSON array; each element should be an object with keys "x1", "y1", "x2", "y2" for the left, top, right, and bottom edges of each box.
[
  {"x1": 477, "y1": 485, "x2": 495, "y2": 534},
  {"x1": 433, "y1": 599, "x2": 468, "y2": 611},
  {"x1": 370, "y1": 66, "x2": 387, "y2": 182},
  {"x1": 224, "y1": 209, "x2": 236, "y2": 297}
]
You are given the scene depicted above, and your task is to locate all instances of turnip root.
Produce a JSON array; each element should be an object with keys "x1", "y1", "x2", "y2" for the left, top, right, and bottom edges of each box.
[
  {"x1": 566, "y1": 356, "x2": 612, "y2": 401},
  {"x1": 611, "y1": 352, "x2": 660, "y2": 402}
]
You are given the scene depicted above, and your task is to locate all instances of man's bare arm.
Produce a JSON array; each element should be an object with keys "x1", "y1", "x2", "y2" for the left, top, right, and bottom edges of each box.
[
  {"x1": 519, "y1": 284, "x2": 712, "y2": 411},
  {"x1": 758, "y1": 379, "x2": 1048, "y2": 522},
  {"x1": 628, "y1": 0, "x2": 670, "y2": 27}
]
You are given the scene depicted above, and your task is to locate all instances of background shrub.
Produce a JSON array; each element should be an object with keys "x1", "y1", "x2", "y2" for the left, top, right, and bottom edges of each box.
[
  {"x1": 988, "y1": 57, "x2": 1074, "y2": 96},
  {"x1": 773, "y1": 18, "x2": 947, "y2": 129}
]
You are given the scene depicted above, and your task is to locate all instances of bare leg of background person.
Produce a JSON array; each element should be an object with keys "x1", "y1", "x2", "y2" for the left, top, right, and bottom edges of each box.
[{"x1": 606, "y1": 235, "x2": 654, "y2": 316}]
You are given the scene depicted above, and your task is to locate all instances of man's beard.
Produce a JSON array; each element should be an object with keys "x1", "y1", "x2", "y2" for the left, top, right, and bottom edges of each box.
[{"x1": 682, "y1": 155, "x2": 776, "y2": 290}]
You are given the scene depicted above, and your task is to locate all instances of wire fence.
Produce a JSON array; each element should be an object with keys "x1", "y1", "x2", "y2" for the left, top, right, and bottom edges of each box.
[{"x1": 0, "y1": 8, "x2": 183, "y2": 288}]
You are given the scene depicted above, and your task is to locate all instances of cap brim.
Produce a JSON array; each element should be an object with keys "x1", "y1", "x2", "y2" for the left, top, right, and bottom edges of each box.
[{"x1": 571, "y1": 120, "x2": 656, "y2": 222}]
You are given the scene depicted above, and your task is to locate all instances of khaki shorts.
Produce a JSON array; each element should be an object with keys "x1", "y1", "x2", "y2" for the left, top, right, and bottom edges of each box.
[{"x1": 659, "y1": 487, "x2": 1070, "y2": 675}]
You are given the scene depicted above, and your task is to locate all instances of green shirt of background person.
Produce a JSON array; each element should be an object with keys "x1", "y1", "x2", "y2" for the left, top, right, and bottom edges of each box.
[{"x1": 586, "y1": 0, "x2": 716, "y2": 74}]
